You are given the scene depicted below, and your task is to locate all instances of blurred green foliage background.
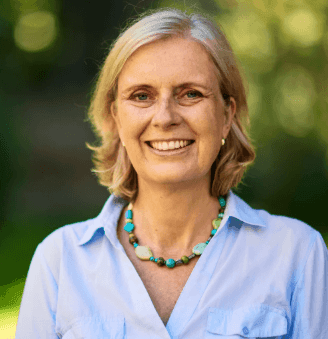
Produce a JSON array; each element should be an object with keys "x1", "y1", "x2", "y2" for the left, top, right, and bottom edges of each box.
[{"x1": 1, "y1": 0, "x2": 327, "y2": 337}]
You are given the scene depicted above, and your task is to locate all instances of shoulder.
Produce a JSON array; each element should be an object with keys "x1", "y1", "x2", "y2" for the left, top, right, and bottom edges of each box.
[
  {"x1": 228, "y1": 191, "x2": 321, "y2": 253},
  {"x1": 260, "y1": 210, "x2": 327, "y2": 269},
  {"x1": 257, "y1": 210, "x2": 321, "y2": 253},
  {"x1": 33, "y1": 194, "x2": 127, "y2": 276},
  {"x1": 244, "y1": 203, "x2": 324, "y2": 272},
  {"x1": 229, "y1": 193, "x2": 327, "y2": 283},
  {"x1": 231, "y1": 191, "x2": 318, "y2": 237},
  {"x1": 33, "y1": 219, "x2": 97, "y2": 277},
  {"x1": 40, "y1": 218, "x2": 95, "y2": 249},
  {"x1": 257, "y1": 208, "x2": 320, "y2": 244}
]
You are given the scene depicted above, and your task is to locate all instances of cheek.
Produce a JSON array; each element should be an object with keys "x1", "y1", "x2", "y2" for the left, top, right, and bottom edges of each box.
[
  {"x1": 198, "y1": 112, "x2": 223, "y2": 139},
  {"x1": 118, "y1": 106, "x2": 144, "y2": 136},
  {"x1": 122, "y1": 118, "x2": 150, "y2": 148},
  {"x1": 199, "y1": 117, "x2": 224, "y2": 155}
]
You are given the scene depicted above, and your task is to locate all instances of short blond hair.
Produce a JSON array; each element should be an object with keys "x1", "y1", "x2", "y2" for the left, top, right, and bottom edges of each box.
[{"x1": 87, "y1": 7, "x2": 256, "y2": 202}]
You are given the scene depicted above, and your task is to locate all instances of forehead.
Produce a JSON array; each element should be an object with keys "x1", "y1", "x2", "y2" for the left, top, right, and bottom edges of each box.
[{"x1": 118, "y1": 37, "x2": 219, "y2": 90}]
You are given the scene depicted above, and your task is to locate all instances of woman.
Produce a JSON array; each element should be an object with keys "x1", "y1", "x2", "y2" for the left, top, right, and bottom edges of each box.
[{"x1": 16, "y1": 8, "x2": 328, "y2": 338}]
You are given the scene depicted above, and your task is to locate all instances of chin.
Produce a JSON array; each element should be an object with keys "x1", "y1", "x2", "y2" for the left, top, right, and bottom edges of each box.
[{"x1": 145, "y1": 171, "x2": 205, "y2": 186}]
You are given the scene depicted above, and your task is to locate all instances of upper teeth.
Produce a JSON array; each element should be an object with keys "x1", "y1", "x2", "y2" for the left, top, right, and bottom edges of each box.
[{"x1": 149, "y1": 140, "x2": 192, "y2": 150}]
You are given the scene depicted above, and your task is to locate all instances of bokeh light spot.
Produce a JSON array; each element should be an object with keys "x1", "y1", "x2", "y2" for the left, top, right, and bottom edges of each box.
[
  {"x1": 14, "y1": 11, "x2": 58, "y2": 52},
  {"x1": 282, "y1": 9, "x2": 323, "y2": 47},
  {"x1": 273, "y1": 67, "x2": 316, "y2": 137},
  {"x1": 229, "y1": 12, "x2": 273, "y2": 58},
  {"x1": 220, "y1": 8, "x2": 276, "y2": 73}
]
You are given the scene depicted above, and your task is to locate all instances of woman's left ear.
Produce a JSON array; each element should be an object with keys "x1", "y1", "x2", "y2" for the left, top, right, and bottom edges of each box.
[{"x1": 223, "y1": 97, "x2": 236, "y2": 138}]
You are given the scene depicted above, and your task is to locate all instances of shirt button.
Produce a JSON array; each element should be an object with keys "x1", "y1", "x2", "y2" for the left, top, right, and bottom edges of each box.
[{"x1": 243, "y1": 326, "x2": 249, "y2": 335}]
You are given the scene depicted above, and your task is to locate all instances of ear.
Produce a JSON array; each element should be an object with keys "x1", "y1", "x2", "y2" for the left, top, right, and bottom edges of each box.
[
  {"x1": 110, "y1": 101, "x2": 120, "y2": 129},
  {"x1": 111, "y1": 100, "x2": 123, "y2": 135},
  {"x1": 222, "y1": 97, "x2": 236, "y2": 139},
  {"x1": 101, "y1": 101, "x2": 121, "y2": 137},
  {"x1": 109, "y1": 100, "x2": 125, "y2": 145}
]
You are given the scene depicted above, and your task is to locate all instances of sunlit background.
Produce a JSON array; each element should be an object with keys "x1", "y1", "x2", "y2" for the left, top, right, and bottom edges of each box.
[{"x1": 1, "y1": 0, "x2": 327, "y2": 337}]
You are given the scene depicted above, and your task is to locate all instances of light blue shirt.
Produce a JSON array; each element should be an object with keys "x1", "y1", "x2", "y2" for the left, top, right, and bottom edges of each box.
[{"x1": 16, "y1": 191, "x2": 328, "y2": 338}]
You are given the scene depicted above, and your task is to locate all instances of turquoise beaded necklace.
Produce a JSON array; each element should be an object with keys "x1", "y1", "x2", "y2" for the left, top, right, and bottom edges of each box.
[{"x1": 123, "y1": 195, "x2": 227, "y2": 268}]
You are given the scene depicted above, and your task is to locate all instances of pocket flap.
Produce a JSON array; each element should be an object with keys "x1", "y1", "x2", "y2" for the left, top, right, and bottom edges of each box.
[{"x1": 207, "y1": 305, "x2": 287, "y2": 337}]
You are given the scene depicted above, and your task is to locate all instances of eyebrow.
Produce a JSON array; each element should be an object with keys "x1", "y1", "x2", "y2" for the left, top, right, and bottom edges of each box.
[{"x1": 121, "y1": 82, "x2": 210, "y2": 95}]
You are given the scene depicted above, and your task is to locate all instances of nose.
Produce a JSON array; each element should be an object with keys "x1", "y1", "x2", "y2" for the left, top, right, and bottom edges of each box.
[{"x1": 151, "y1": 94, "x2": 182, "y2": 129}]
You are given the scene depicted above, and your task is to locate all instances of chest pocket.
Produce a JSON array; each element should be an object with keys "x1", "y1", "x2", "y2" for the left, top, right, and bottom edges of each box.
[
  {"x1": 206, "y1": 305, "x2": 287, "y2": 338},
  {"x1": 61, "y1": 316, "x2": 125, "y2": 339}
]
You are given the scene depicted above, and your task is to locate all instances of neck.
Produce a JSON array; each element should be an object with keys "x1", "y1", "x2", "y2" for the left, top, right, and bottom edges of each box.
[{"x1": 130, "y1": 176, "x2": 220, "y2": 258}]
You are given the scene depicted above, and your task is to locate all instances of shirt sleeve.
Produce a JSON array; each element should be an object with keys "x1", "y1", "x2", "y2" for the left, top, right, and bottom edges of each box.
[
  {"x1": 15, "y1": 243, "x2": 60, "y2": 339},
  {"x1": 289, "y1": 231, "x2": 328, "y2": 338}
]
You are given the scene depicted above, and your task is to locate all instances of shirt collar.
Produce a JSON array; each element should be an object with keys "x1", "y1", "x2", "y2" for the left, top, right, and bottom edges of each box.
[
  {"x1": 78, "y1": 194, "x2": 128, "y2": 246},
  {"x1": 78, "y1": 190, "x2": 266, "y2": 246},
  {"x1": 224, "y1": 190, "x2": 266, "y2": 228}
]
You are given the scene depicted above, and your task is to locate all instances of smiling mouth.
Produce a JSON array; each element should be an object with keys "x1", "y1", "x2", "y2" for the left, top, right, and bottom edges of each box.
[{"x1": 146, "y1": 140, "x2": 195, "y2": 151}]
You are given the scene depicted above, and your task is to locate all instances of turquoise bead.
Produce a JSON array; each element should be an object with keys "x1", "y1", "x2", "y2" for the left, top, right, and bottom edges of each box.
[
  {"x1": 166, "y1": 259, "x2": 175, "y2": 268},
  {"x1": 211, "y1": 229, "x2": 217, "y2": 236},
  {"x1": 155, "y1": 258, "x2": 158, "y2": 262},
  {"x1": 124, "y1": 222, "x2": 135, "y2": 232},
  {"x1": 133, "y1": 243, "x2": 138, "y2": 248},
  {"x1": 206, "y1": 240, "x2": 209, "y2": 244},
  {"x1": 218, "y1": 212, "x2": 224, "y2": 218},
  {"x1": 150, "y1": 256, "x2": 154, "y2": 261},
  {"x1": 125, "y1": 210, "x2": 133, "y2": 219},
  {"x1": 218, "y1": 196, "x2": 226, "y2": 207}
]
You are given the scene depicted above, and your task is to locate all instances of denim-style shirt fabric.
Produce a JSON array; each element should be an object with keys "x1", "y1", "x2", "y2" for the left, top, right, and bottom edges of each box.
[{"x1": 16, "y1": 191, "x2": 328, "y2": 338}]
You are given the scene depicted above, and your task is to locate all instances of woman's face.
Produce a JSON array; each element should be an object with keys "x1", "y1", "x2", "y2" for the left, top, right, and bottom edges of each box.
[{"x1": 112, "y1": 37, "x2": 235, "y2": 187}]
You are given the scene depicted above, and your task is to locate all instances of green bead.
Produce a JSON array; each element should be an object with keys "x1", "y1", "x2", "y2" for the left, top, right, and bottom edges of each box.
[
  {"x1": 166, "y1": 259, "x2": 175, "y2": 268},
  {"x1": 181, "y1": 256, "x2": 189, "y2": 264},
  {"x1": 218, "y1": 212, "x2": 224, "y2": 218},
  {"x1": 192, "y1": 242, "x2": 207, "y2": 255},
  {"x1": 157, "y1": 257, "x2": 165, "y2": 266},
  {"x1": 212, "y1": 218, "x2": 222, "y2": 230}
]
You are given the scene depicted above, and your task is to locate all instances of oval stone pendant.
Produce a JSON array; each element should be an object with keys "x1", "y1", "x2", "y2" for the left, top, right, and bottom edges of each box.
[
  {"x1": 135, "y1": 246, "x2": 153, "y2": 260},
  {"x1": 192, "y1": 242, "x2": 207, "y2": 255}
]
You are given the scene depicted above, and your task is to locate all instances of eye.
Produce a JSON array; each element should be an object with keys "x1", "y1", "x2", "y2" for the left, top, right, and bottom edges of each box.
[
  {"x1": 131, "y1": 92, "x2": 149, "y2": 101},
  {"x1": 185, "y1": 90, "x2": 203, "y2": 99}
]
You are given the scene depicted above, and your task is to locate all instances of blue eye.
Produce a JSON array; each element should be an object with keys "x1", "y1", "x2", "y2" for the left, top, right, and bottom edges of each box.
[
  {"x1": 186, "y1": 91, "x2": 202, "y2": 98},
  {"x1": 135, "y1": 93, "x2": 148, "y2": 100}
]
